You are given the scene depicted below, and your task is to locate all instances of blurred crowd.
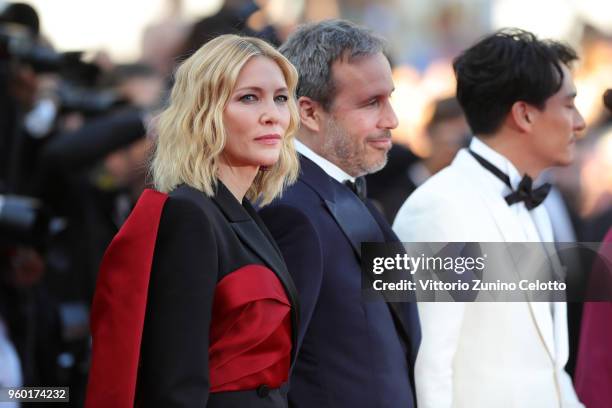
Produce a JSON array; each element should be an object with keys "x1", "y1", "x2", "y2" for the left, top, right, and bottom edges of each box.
[{"x1": 0, "y1": 0, "x2": 610, "y2": 406}]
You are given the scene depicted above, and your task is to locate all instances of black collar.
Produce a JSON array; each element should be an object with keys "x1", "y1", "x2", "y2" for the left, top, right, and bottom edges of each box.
[{"x1": 210, "y1": 181, "x2": 252, "y2": 222}]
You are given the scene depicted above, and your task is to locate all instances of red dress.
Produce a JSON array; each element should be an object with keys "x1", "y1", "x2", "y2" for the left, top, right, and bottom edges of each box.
[{"x1": 575, "y1": 228, "x2": 612, "y2": 408}]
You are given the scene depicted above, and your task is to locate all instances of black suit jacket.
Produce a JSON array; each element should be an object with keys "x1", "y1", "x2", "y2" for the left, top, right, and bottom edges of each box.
[
  {"x1": 139, "y1": 183, "x2": 299, "y2": 408},
  {"x1": 259, "y1": 156, "x2": 420, "y2": 408}
]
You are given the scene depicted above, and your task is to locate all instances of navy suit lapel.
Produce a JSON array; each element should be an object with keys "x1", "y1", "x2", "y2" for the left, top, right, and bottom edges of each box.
[
  {"x1": 324, "y1": 193, "x2": 386, "y2": 258},
  {"x1": 299, "y1": 156, "x2": 385, "y2": 258},
  {"x1": 299, "y1": 156, "x2": 419, "y2": 361}
]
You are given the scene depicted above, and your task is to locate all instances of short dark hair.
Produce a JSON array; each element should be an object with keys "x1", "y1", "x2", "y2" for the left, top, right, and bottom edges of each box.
[{"x1": 453, "y1": 28, "x2": 578, "y2": 135}]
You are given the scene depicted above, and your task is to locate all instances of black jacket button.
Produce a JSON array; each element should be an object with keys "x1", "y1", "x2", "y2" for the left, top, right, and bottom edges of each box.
[{"x1": 257, "y1": 384, "x2": 270, "y2": 398}]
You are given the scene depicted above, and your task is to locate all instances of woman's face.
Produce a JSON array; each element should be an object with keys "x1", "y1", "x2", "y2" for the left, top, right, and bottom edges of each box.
[{"x1": 222, "y1": 56, "x2": 291, "y2": 169}]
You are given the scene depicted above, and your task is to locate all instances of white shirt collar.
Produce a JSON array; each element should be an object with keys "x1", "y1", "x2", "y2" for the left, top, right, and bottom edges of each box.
[
  {"x1": 469, "y1": 137, "x2": 523, "y2": 194},
  {"x1": 469, "y1": 138, "x2": 554, "y2": 242},
  {"x1": 294, "y1": 139, "x2": 355, "y2": 183}
]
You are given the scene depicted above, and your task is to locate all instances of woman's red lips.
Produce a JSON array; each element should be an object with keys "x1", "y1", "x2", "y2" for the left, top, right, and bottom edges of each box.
[
  {"x1": 254, "y1": 134, "x2": 282, "y2": 145},
  {"x1": 255, "y1": 134, "x2": 281, "y2": 140}
]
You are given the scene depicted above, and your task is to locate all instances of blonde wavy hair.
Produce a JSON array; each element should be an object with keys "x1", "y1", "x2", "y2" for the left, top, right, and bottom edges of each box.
[{"x1": 151, "y1": 34, "x2": 300, "y2": 205}]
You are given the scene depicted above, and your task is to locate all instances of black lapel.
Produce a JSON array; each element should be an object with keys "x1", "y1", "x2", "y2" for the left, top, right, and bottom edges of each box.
[
  {"x1": 243, "y1": 201, "x2": 300, "y2": 360},
  {"x1": 245, "y1": 202, "x2": 287, "y2": 263},
  {"x1": 210, "y1": 182, "x2": 286, "y2": 271},
  {"x1": 299, "y1": 156, "x2": 384, "y2": 257},
  {"x1": 324, "y1": 193, "x2": 386, "y2": 258},
  {"x1": 211, "y1": 182, "x2": 300, "y2": 366}
]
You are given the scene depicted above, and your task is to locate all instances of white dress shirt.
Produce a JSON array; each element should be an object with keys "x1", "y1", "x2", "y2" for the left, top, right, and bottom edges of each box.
[
  {"x1": 469, "y1": 137, "x2": 555, "y2": 243},
  {"x1": 294, "y1": 139, "x2": 355, "y2": 184}
]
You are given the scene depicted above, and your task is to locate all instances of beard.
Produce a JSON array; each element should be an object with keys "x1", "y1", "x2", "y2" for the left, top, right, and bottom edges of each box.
[{"x1": 322, "y1": 117, "x2": 390, "y2": 177}]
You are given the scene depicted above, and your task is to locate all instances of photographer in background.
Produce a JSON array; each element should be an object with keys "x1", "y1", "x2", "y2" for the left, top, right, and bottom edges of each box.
[
  {"x1": 1, "y1": 3, "x2": 162, "y2": 406},
  {"x1": 1, "y1": 5, "x2": 60, "y2": 404},
  {"x1": 0, "y1": 2, "x2": 45, "y2": 192},
  {"x1": 36, "y1": 62, "x2": 163, "y2": 305}
]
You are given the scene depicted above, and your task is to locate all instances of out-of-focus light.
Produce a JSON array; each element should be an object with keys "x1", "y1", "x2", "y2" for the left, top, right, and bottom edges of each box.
[
  {"x1": 304, "y1": 0, "x2": 339, "y2": 22},
  {"x1": 421, "y1": 60, "x2": 456, "y2": 102},
  {"x1": 266, "y1": 0, "x2": 304, "y2": 26},
  {"x1": 575, "y1": 72, "x2": 612, "y2": 126},
  {"x1": 601, "y1": 131, "x2": 612, "y2": 167},
  {"x1": 572, "y1": 0, "x2": 612, "y2": 35},
  {"x1": 390, "y1": 61, "x2": 456, "y2": 158},
  {"x1": 26, "y1": 0, "x2": 222, "y2": 62},
  {"x1": 391, "y1": 65, "x2": 428, "y2": 155},
  {"x1": 492, "y1": 0, "x2": 577, "y2": 40},
  {"x1": 580, "y1": 128, "x2": 612, "y2": 216}
]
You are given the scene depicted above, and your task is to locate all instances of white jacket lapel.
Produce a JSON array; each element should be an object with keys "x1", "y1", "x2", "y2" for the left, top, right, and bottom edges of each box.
[
  {"x1": 454, "y1": 151, "x2": 525, "y2": 242},
  {"x1": 456, "y1": 150, "x2": 558, "y2": 359}
]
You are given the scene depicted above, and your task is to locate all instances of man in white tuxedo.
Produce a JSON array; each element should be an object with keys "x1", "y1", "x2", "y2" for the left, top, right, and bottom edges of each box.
[{"x1": 393, "y1": 29, "x2": 585, "y2": 407}]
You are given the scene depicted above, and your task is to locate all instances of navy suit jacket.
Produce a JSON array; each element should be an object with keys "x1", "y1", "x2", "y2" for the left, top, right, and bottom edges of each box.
[{"x1": 259, "y1": 156, "x2": 420, "y2": 408}]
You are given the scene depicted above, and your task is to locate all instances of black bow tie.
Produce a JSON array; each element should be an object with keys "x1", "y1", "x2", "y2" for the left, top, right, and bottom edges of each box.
[
  {"x1": 344, "y1": 177, "x2": 367, "y2": 200},
  {"x1": 469, "y1": 150, "x2": 551, "y2": 210}
]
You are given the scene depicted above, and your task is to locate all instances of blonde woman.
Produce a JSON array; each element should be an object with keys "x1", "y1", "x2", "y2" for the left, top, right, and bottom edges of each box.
[{"x1": 85, "y1": 35, "x2": 300, "y2": 408}]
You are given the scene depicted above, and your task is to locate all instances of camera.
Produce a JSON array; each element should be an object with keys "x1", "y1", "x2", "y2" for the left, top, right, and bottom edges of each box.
[
  {"x1": 1, "y1": 24, "x2": 126, "y2": 115},
  {"x1": 0, "y1": 194, "x2": 52, "y2": 247},
  {"x1": 0, "y1": 24, "x2": 62, "y2": 72}
]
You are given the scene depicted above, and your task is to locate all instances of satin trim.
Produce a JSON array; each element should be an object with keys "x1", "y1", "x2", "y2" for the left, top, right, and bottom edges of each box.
[{"x1": 209, "y1": 264, "x2": 292, "y2": 392}]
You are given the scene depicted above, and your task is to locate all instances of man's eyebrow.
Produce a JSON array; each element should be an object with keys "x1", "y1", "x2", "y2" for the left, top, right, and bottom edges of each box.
[{"x1": 365, "y1": 87, "x2": 396, "y2": 98}]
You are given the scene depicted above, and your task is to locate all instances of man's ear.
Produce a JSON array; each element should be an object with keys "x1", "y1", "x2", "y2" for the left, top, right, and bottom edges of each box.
[
  {"x1": 510, "y1": 101, "x2": 535, "y2": 132},
  {"x1": 298, "y1": 96, "x2": 324, "y2": 133}
]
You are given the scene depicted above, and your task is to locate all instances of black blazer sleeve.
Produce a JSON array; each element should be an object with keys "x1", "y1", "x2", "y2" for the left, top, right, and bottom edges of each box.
[{"x1": 139, "y1": 196, "x2": 218, "y2": 407}]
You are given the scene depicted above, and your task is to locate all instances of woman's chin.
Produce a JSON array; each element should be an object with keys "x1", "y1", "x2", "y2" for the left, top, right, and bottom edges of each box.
[{"x1": 255, "y1": 154, "x2": 281, "y2": 168}]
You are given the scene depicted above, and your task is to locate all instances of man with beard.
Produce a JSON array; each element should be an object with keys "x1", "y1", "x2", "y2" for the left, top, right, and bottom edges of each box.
[{"x1": 259, "y1": 20, "x2": 420, "y2": 408}]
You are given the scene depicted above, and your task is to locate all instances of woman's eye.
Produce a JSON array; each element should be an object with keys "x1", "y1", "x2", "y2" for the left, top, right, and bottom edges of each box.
[
  {"x1": 366, "y1": 98, "x2": 379, "y2": 106},
  {"x1": 240, "y1": 94, "x2": 258, "y2": 102},
  {"x1": 275, "y1": 95, "x2": 288, "y2": 103}
]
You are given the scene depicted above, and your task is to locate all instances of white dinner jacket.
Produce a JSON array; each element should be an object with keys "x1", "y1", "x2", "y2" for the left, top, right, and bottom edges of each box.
[{"x1": 393, "y1": 148, "x2": 583, "y2": 408}]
